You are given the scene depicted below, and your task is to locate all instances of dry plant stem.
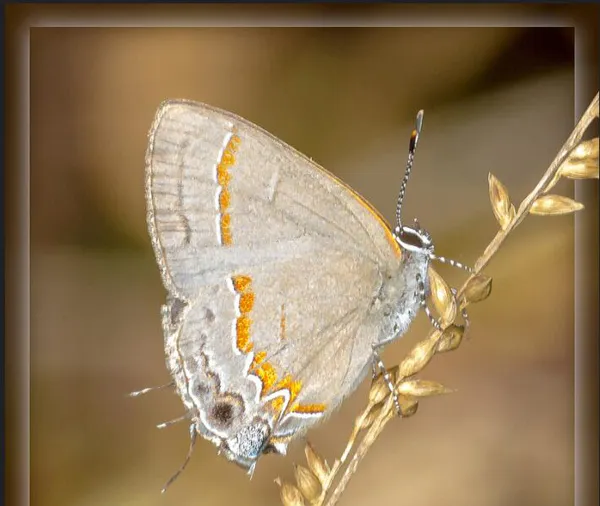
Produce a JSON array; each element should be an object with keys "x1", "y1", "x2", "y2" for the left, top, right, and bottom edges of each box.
[
  {"x1": 320, "y1": 92, "x2": 599, "y2": 506},
  {"x1": 475, "y1": 92, "x2": 599, "y2": 273},
  {"x1": 317, "y1": 400, "x2": 379, "y2": 497},
  {"x1": 323, "y1": 398, "x2": 396, "y2": 506}
]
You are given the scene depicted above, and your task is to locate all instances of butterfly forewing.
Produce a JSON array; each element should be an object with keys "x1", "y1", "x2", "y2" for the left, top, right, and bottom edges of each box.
[{"x1": 146, "y1": 100, "x2": 401, "y2": 296}]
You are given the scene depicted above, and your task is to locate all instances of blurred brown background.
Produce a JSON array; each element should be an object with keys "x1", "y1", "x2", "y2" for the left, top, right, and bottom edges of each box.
[{"x1": 6, "y1": 4, "x2": 600, "y2": 506}]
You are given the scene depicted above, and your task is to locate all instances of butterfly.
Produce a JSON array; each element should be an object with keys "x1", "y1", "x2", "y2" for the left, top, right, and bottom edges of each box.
[{"x1": 133, "y1": 101, "x2": 471, "y2": 490}]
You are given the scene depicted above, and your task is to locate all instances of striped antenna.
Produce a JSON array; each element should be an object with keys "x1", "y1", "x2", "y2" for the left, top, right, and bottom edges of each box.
[
  {"x1": 395, "y1": 110, "x2": 424, "y2": 229},
  {"x1": 429, "y1": 253, "x2": 474, "y2": 274}
]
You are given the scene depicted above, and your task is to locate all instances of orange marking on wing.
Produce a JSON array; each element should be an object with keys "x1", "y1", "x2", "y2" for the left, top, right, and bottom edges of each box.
[
  {"x1": 356, "y1": 199, "x2": 400, "y2": 258},
  {"x1": 232, "y1": 275, "x2": 252, "y2": 294},
  {"x1": 272, "y1": 375, "x2": 302, "y2": 402},
  {"x1": 220, "y1": 213, "x2": 232, "y2": 246},
  {"x1": 217, "y1": 165, "x2": 232, "y2": 186},
  {"x1": 291, "y1": 403, "x2": 327, "y2": 415},
  {"x1": 232, "y1": 275, "x2": 255, "y2": 353},
  {"x1": 239, "y1": 292, "x2": 255, "y2": 314},
  {"x1": 230, "y1": 134, "x2": 241, "y2": 150},
  {"x1": 218, "y1": 188, "x2": 230, "y2": 211},
  {"x1": 221, "y1": 151, "x2": 235, "y2": 167},
  {"x1": 254, "y1": 362, "x2": 278, "y2": 394},
  {"x1": 270, "y1": 374, "x2": 303, "y2": 412},
  {"x1": 250, "y1": 351, "x2": 267, "y2": 371},
  {"x1": 229, "y1": 273, "x2": 324, "y2": 415},
  {"x1": 217, "y1": 135, "x2": 239, "y2": 177},
  {"x1": 216, "y1": 133, "x2": 240, "y2": 247},
  {"x1": 235, "y1": 316, "x2": 253, "y2": 353},
  {"x1": 271, "y1": 397, "x2": 285, "y2": 412}
]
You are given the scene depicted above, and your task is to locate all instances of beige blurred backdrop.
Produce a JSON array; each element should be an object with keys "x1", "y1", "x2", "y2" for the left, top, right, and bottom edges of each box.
[{"x1": 18, "y1": 6, "x2": 598, "y2": 506}]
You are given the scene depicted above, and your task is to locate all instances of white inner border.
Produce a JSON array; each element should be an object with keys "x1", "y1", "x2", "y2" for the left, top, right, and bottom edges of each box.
[{"x1": 10, "y1": 7, "x2": 596, "y2": 505}]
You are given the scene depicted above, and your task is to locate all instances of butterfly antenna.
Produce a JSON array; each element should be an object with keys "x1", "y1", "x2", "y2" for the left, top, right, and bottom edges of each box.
[
  {"x1": 161, "y1": 423, "x2": 197, "y2": 493},
  {"x1": 429, "y1": 253, "x2": 474, "y2": 274},
  {"x1": 396, "y1": 110, "x2": 424, "y2": 230}
]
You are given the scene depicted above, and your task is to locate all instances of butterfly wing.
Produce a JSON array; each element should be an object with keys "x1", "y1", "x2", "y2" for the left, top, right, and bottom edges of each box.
[
  {"x1": 146, "y1": 100, "x2": 402, "y2": 460},
  {"x1": 146, "y1": 100, "x2": 401, "y2": 298}
]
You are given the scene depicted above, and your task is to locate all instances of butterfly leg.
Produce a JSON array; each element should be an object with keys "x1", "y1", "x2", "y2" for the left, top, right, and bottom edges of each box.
[
  {"x1": 161, "y1": 423, "x2": 197, "y2": 493},
  {"x1": 371, "y1": 346, "x2": 402, "y2": 415},
  {"x1": 416, "y1": 273, "x2": 443, "y2": 331},
  {"x1": 128, "y1": 381, "x2": 175, "y2": 398},
  {"x1": 450, "y1": 287, "x2": 471, "y2": 331},
  {"x1": 418, "y1": 275, "x2": 471, "y2": 334}
]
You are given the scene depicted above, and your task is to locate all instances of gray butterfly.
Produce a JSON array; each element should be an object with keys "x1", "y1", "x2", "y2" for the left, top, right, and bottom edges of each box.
[{"x1": 133, "y1": 101, "x2": 471, "y2": 490}]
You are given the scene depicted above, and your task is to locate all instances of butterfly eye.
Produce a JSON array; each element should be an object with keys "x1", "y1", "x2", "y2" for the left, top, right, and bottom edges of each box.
[
  {"x1": 396, "y1": 225, "x2": 433, "y2": 253},
  {"x1": 399, "y1": 229, "x2": 424, "y2": 248}
]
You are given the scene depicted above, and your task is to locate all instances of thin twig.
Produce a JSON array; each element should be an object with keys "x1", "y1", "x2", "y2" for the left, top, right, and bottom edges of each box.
[{"x1": 323, "y1": 397, "x2": 395, "y2": 506}]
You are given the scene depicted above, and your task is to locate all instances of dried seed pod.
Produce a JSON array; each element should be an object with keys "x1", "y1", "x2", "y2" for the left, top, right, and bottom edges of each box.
[
  {"x1": 530, "y1": 195, "x2": 585, "y2": 215},
  {"x1": 397, "y1": 379, "x2": 453, "y2": 397},
  {"x1": 369, "y1": 375, "x2": 389, "y2": 405},
  {"x1": 304, "y1": 441, "x2": 330, "y2": 485},
  {"x1": 369, "y1": 366, "x2": 399, "y2": 404},
  {"x1": 399, "y1": 333, "x2": 440, "y2": 378},
  {"x1": 437, "y1": 324, "x2": 465, "y2": 353},
  {"x1": 294, "y1": 464, "x2": 322, "y2": 502},
  {"x1": 488, "y1": 173, "x2": 515, "y2": 229},
  {"x1": 276, "y1": 479, "x2": 306, "y2": 506},
  {"x1": 428, "y1": 267, "x2": 457, "y2": 325},
  {"x1": 569, "y1": 137, "x2": 598, "y2": 163},
  {"x1": 398, "y1": 395, "x2": 419, "y2": 417},
  {"x1": 463, "y1": 274, "x2": 493, "y2": 304},
  {"x1": 558, "y1": 139, "x2": 599, "y2": 180},
  {"x1": 560, "y1": 160, "x2": 599, "y2": 179}
]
